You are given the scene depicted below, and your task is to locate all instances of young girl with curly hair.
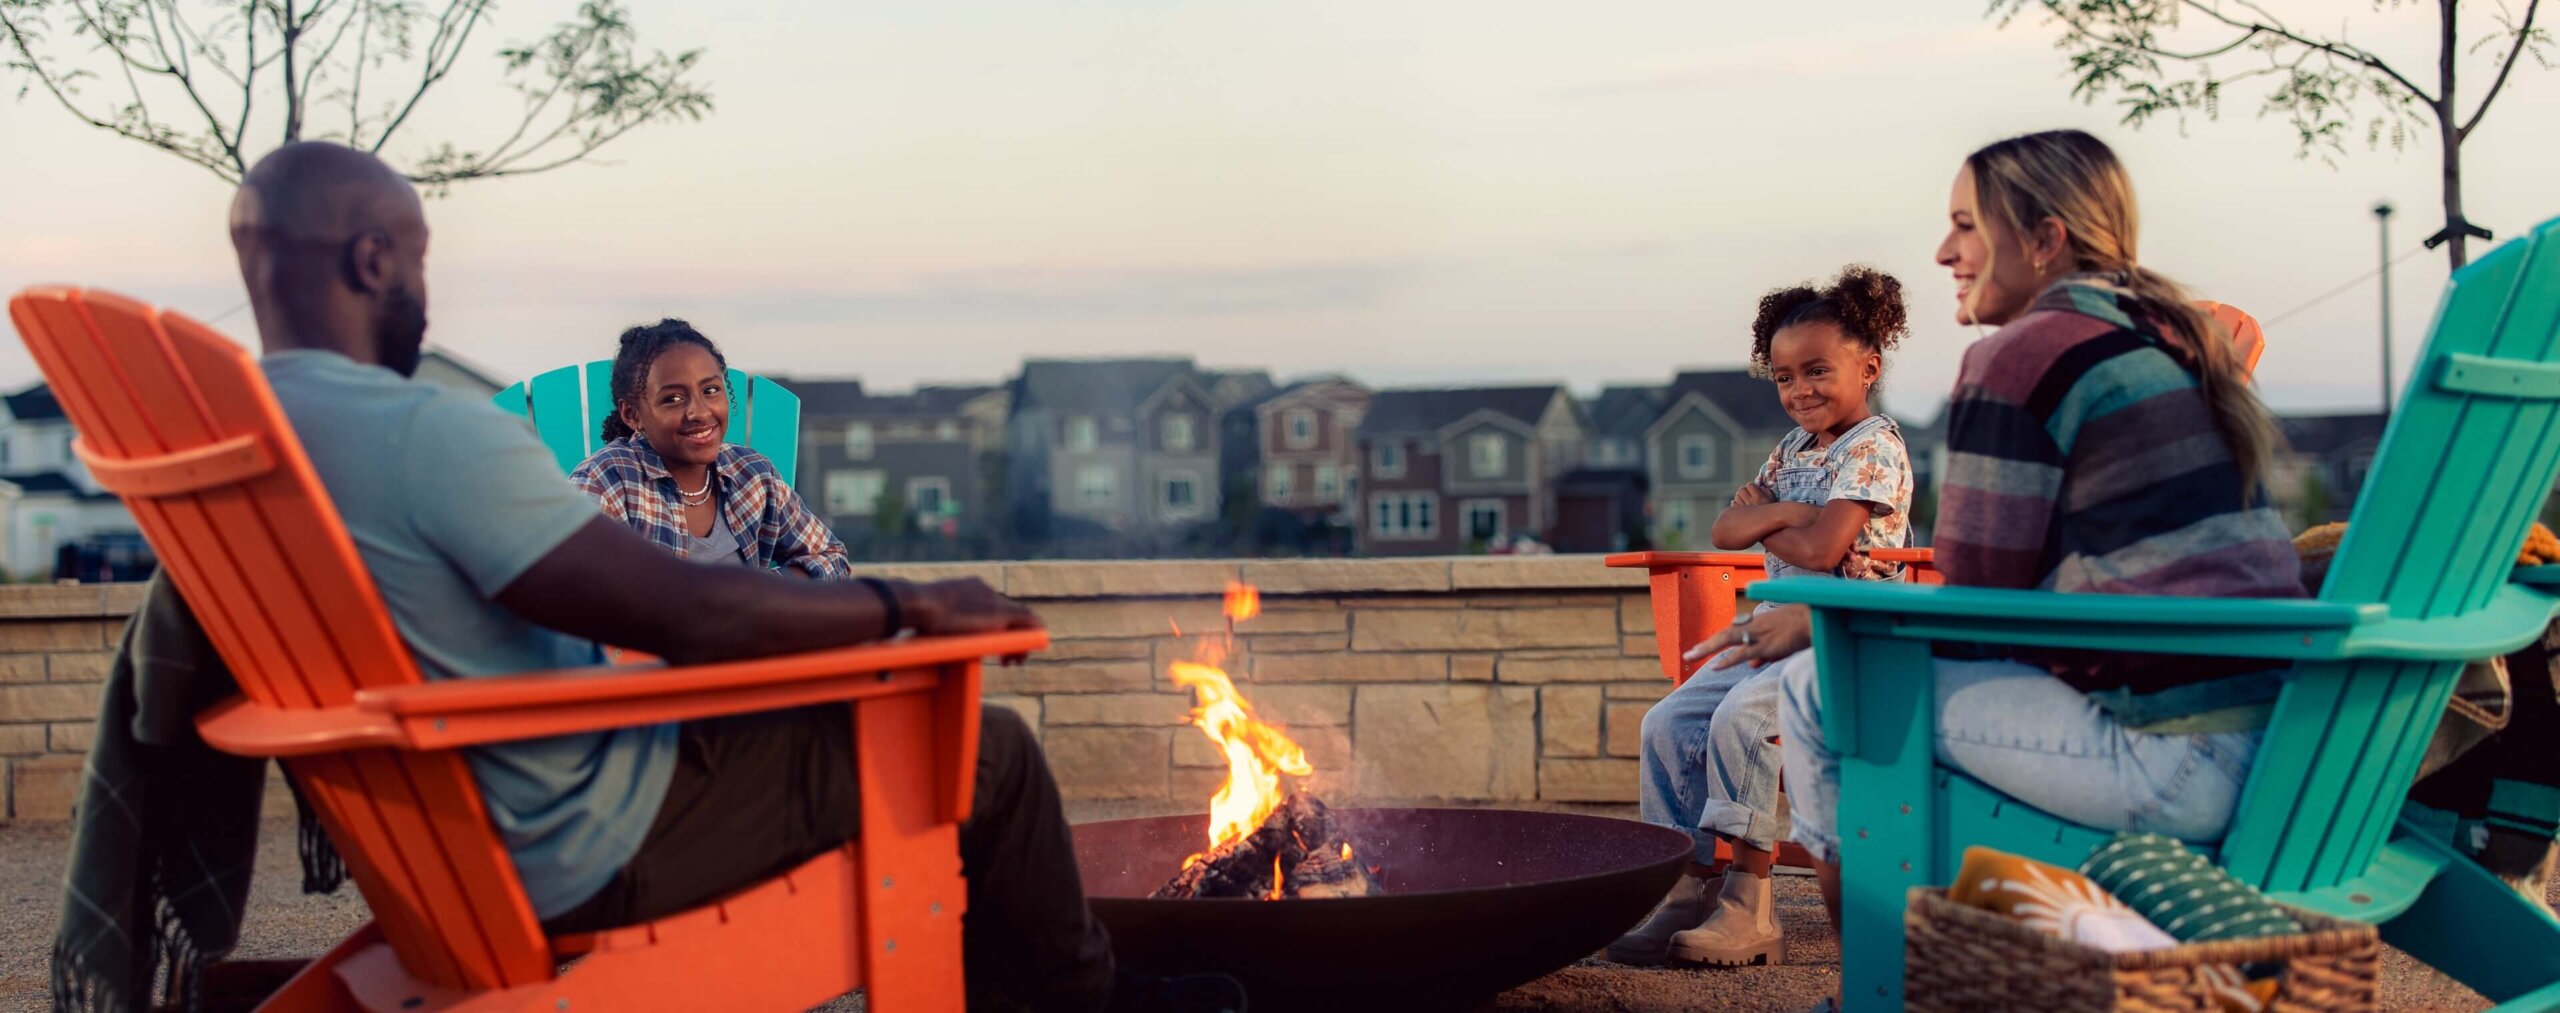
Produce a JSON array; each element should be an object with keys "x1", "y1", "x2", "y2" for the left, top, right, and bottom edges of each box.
[{"x1": 1611, "y1": 266, "x2": 1915, "y2": 970}]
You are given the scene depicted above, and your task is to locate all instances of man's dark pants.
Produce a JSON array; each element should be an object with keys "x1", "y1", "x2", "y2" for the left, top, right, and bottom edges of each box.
[{"x1": 543, "y1": 704, "x2": 1117, "y2": 1012}]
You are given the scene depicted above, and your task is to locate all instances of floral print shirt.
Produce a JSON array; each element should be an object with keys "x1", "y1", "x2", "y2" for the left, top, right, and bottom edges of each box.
[{"x1": 1753, "y1": 413, "x2": 1913, "y2": 581}]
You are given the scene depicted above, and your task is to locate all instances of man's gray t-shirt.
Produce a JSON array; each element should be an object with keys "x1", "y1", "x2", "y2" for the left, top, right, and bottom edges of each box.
[{"x1": 263, "y1": 350, "x2": 676, "y2": 919}]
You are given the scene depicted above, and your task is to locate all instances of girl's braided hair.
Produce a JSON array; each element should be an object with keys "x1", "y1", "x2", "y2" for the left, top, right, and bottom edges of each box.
[
  {"x1": 600, "y1": 318, "x2": 728, "y2": 444},
  {"x1": 1747, "y1": 265, "x2": 1909, "y2": 386}
]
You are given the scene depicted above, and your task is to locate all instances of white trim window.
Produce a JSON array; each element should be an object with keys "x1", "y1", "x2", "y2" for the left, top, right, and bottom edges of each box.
[
  {"x1": 907, "y1": 476, "x2": 951, "y2": 518},
  {"x1": 1372, "y1": 492, "x2": 1439, "y2": 540},
  {"x1": 1660, "y1": 499, "x2": 1694, "y2": 535},
  {"x1": 825, "y1": 469, "x2": 885, "y2": 516},
  {"x1": 844, "y1": 422, "x2": 875, "y2": 461},
  {"x1": 934, "y1": 420, "x2": 961, "y2": 442},
  {"x1": 1469, "y1": 434, "x2": 1506, "y2": 478},
  {"x1": 1065, "y1": 416, "x2": 1099, "y2": 452},
  {"x1": 1676, "y1": 434, "x2": 1718, "y2": 480},
  {"x1": 1266, "y1": 463, "x2": 1294, "y2": 501},
  {"x1": 1162, "y1": 470, "x2": 1203, "y2": 515},
  {"x1": 1162, "y1": 414, "x2": 1196, "y2": 452},
  {"x1": 1284, "y1": 409, "x2": 1319, "y2": 449},
  {"x1": 1313, "y1": 464, "x2": 1341, "y2": 500},
  {"x1": 1461, "y1": 498, "x2": 1506, "y2": 542},
  {"x1": 1076, "y1": 464, "x2": 1117, "y2": 507},
  {"x1": 1371, "y1": 442, "x2": 1406, "y2": 479}
]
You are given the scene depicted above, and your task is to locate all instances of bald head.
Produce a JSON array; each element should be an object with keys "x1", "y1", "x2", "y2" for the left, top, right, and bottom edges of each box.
[{"x1": 229, "y1": 142, "x2": 431, "y2": 374}]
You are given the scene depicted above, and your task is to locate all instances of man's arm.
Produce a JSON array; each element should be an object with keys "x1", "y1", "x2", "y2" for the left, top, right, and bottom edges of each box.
[{"x1": 495, "y1": 517, "x2": 1035, "y2": 667}]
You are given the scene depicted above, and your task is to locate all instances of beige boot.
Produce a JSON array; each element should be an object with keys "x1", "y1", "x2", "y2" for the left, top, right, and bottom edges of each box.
[
  {"x1": 1668, "y1": 872, "x2": 1785, "y2": 967},
  {"x1": 1605, "y1": 872, "x2": 1720, "y2": 966}
]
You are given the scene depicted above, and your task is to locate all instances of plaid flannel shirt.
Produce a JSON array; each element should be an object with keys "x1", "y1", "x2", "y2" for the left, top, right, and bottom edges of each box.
[{"x1": 571, "y1": 437, "x2": 853, "y2": 579}]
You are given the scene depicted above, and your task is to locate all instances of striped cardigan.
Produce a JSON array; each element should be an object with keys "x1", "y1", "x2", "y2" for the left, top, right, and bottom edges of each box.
[{"x1": 1936, "y1": 277, "x2": 2302, "y2": 724}]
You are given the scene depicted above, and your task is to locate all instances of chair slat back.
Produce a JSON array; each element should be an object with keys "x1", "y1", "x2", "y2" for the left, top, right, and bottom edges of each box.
[
  {"x1": 493, "y1": 361, "x2": 802, "y2": 482},
  {"x1": 8, "y1": 288, "x2": 554, "y2": 990},
  {"x1": 2223, "y1": 218, "x2": 2560, "y2": 893}
]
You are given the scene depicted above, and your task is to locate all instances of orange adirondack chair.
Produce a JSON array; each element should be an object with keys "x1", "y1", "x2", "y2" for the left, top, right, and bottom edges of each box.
[{"x1": 10, "y1": 287, "x2": 1029, "y2": 1012}]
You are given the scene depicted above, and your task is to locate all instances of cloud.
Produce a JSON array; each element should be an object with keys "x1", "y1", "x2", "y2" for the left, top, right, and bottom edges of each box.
[{"x1": 609, "y1": 259, "x2": 1425, "y2": 325}]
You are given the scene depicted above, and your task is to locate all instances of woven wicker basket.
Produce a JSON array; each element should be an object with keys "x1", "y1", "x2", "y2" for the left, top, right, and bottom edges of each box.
[{"x1": 1903, "y1": 888, "x2": 2379, "y2": 1012}]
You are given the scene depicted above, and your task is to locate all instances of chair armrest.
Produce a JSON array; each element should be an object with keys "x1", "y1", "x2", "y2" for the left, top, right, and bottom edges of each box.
[
  {"x1": 199, "y1": 629, "x2": 1045, "y2": 757},
  {"x1": 1751, "y1": 577, "x2": 2560, "y2": 662},
  {"x1": 1603, "y1": 551, "x2": 1769, "y2": 570}
]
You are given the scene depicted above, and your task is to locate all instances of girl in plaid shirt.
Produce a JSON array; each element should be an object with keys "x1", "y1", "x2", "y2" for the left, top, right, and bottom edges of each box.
[{"x1": 570, "y1": 320, "x2": 853, "y2": 578}]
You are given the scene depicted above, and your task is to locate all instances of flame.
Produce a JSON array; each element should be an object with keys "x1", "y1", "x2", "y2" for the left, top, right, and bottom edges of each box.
[
  {"x1": 1269, "y1": 854, "x2": 1285, "y2": 901},
  {"x1": 1172, "y1": 660, "x2": 1312, "y2": 853},
  {"x1": 1224, "y1": 581, "x2": 1261, "y2": 622},
  {"x1": 1341, "y1": 843, "x2": 1353, "y2": 861}
]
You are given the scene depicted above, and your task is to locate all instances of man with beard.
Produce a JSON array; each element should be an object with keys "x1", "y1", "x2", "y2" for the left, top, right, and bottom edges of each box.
[{"x1": 222, "y1": 142, "x2": 1237, "y2": 1013}]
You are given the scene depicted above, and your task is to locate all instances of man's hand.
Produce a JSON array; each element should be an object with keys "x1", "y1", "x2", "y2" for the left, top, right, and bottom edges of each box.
[
  {"x1": 1680, "y1": 604, "x2": 1812, "y2": 673},
  {"x1": 908, "y1": 579, "x2": 1044, "y2": 664},
  {"x1": 1731, "y1": 483, "x2": 1776, "y2": 508}
]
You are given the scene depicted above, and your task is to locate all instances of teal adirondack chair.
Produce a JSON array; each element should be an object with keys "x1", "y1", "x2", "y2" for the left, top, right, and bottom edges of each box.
[
  {"x1": 492, "y1": 361, "x2": 803, "y2": 483},
  {"x1": 1753, "y1": 215, "x2": 2560, "y2": 1011}
]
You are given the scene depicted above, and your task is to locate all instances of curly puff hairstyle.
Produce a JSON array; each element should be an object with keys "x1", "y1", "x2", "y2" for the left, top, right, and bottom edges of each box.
[
  {"x1": 1747, "y1": 265, "x2": 1909, "y2": 384},
  {"x1": 599, "y1": 318, "x2": 728, "y2": 444}
]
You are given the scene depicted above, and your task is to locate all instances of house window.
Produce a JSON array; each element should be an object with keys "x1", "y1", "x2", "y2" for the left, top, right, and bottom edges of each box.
[
  {"x1": 1593, "y1": 438, "x2": 1634, "y2": 467},
  {"x1": 1660, "y1": 499, "x2": 1694, "y2": 535},
  {"x1": 825, "y1": 469, "x2": 886, "y2": 516},
  {"x1": 1163, "y1": 471, "x2": 1201, "y2": 513},
  {"x1": 845, "y1": 422, "x2": 875, "y2": 461},
  {"x1": 935, "y1": 420, "x2": 961, "y2": 442},
  {"x1": 1469, "y1": 434, "x2": 1506, "y2": 478},
  {"x1": 1677, "y1": 434, "x2": 1717, "y2": 480},
  {"x1": 1076, "y1": 465, "x2": 1117, "y2": 507},
  {"x1": 1372, "y1": 492, "x2": 1439, "y2": 540},
  {"x1": 907, "y1": 476, "x2": 951, "y2": 518},
  {"x1": 1163, "y1": 414, "x2": 1196, "y2": 452},
  {"x1": 1462, "y1": 499, "x2": 1506, "y2": 543},
  {"x1": 1371, "y1": 442, "x2": 1406, "y2": 478},
  {"x1": 1066, "y1": 416, "x2": 1099, "y2": 452},
  {"x1": 1314, "y1": 464, "x2": 1340, "y2": 499},
  {"x1": 1267, "y1": 463, "x2": 1294, "y2": 501},
  {"x1": 1285, "y1": 409, "x2": 1318, "y2": 449}
]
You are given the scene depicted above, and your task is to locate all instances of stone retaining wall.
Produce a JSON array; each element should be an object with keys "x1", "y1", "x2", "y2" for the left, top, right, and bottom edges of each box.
[{"x1": 0, "y1": 558, "x2": 1673, "y2": 821}]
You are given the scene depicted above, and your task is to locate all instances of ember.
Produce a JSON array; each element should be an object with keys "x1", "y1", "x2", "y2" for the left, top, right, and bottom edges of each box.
[
  {"x1": 1153, "y1": 583, "x2": 1383, "y2": 900},
  {"x1": 1154, "y1": 793, "x2": 1383, "y2": 900}
]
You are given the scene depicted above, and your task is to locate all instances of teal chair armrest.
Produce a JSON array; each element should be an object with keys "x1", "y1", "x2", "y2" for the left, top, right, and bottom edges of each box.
[{"x1": 1753, "y1": 578, "x2": 2560, "y2": 661}]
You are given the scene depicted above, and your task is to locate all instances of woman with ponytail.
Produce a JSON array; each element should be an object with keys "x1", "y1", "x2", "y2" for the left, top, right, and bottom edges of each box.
[
  {"x1": 1684, "y1": 129, "x2": 2302, "y2": 953},
  {"x1": 570, "y1": 319, "x2": 852, "y2": 578}
]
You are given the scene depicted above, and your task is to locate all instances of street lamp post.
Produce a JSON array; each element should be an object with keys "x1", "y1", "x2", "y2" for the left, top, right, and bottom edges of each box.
[{"x1": 2376, "y1": 202, "x2": 2395, "y2": 423}]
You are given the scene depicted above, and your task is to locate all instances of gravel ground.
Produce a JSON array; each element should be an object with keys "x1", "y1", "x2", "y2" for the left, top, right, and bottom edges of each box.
[{"x1": 1, "y1": 813, "x2": 2536, "y2": 1012}]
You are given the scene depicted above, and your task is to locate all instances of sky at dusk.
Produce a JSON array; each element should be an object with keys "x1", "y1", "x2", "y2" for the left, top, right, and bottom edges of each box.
[{"x1": 3, "y1": 0, "x2": 2556, "y2": 422}]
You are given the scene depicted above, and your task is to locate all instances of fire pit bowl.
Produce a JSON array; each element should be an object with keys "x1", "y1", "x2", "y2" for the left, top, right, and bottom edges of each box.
[{"x1": 1074, "y1": 807, "x2": 1691, "y2": 1012}]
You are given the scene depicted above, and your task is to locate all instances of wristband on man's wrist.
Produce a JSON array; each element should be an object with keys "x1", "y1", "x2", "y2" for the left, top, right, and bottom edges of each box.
[{"x1": 858, "y1": 576, "x2": 908, "y2": 636}]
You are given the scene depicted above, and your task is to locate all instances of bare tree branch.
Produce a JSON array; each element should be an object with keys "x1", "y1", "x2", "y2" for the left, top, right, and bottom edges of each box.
[
  {"x1": 2462, "y1": 0, "x2": 2546, "y2": 136},
  {"x1": 369, "y1": 0, "x2": 487, "y2": 153},
  {"x1": 2172, "y1": 0, "x2": 2439, "y2": 106}
]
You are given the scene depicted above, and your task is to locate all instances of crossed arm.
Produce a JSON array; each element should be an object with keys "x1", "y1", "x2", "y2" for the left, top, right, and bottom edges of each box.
[{"x1": 1708, "y1": 484, "x2": 1876, "y2": 574}]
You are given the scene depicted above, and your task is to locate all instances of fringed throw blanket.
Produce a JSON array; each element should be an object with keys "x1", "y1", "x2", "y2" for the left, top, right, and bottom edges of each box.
[{"x1": 50, "y1": 573, "x2": 343, "y2": 1013}]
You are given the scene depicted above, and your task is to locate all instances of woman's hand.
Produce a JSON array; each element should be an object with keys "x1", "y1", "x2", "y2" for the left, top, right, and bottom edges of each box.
[
  {"x1": 1680, "y1": 604, "x2": 1813, "y2": 673},
  {"x1": 1731, "y1": 483, "x2": 1776, "y2": 508}
]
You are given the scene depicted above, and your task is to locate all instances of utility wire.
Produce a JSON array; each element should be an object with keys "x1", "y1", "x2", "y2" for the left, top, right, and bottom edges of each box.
[{"x1": 2262, "y1": 243, "x2": 2431, "y2": 329}]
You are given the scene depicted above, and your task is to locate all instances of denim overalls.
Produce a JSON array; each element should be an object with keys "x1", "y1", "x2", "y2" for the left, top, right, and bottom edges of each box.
[{"x1": 1760, "y1": 413, "x2": 1902, "y2": 586}]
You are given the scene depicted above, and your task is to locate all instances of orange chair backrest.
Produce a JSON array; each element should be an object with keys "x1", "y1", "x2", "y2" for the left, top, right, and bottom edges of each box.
[
  {"x1": 8, "y1": 288, "x2": 552, "y2": 990},
  {"x1": 2200, "y1": 300, "x2": 2268, "y2": 374}
]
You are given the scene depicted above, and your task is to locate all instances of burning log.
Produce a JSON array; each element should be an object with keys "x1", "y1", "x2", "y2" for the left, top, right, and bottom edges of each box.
[{"x1": 1154, "y1": 792, "x2": 1384, "y2": 900}]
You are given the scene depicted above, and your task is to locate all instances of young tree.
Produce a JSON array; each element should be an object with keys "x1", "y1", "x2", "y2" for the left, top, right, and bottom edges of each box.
[
  {"x1": 1, "y1": 0, "x2": 710, "y2": 191},
  {"x1": 1989, "y1": 0, "x2": 2550, "y2": 270}
]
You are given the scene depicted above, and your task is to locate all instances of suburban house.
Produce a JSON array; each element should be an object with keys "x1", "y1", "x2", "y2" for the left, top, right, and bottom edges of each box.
[
  {"x1": 1254, "y1": 377, "x2": 1373, "y2": 524},
  {"x1": 1561, "y1": 385, "x2": 1669, "y2": 553},
  {"x1": 1352, "y1": 386, "x2": 1591, "y2": 555},
  {"x1": 2274, "y1": 412, "x2": 2388, "y2": 528},
  {"x1": 794, "y1": 380, "x2": 1009, "y2": 551},
  {"x1": 1007, "y1": 359, "x2": 1231, "y2": 545},
  {"x1": 0, "y1": 384, "x2": 136, "y2": 580},
  {"x1": 1642, "y1": 369, "x2": 1797, "y2": 548},
  {"x1": 415, "y1": 346, "x2": 509, "y2": 399}
]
